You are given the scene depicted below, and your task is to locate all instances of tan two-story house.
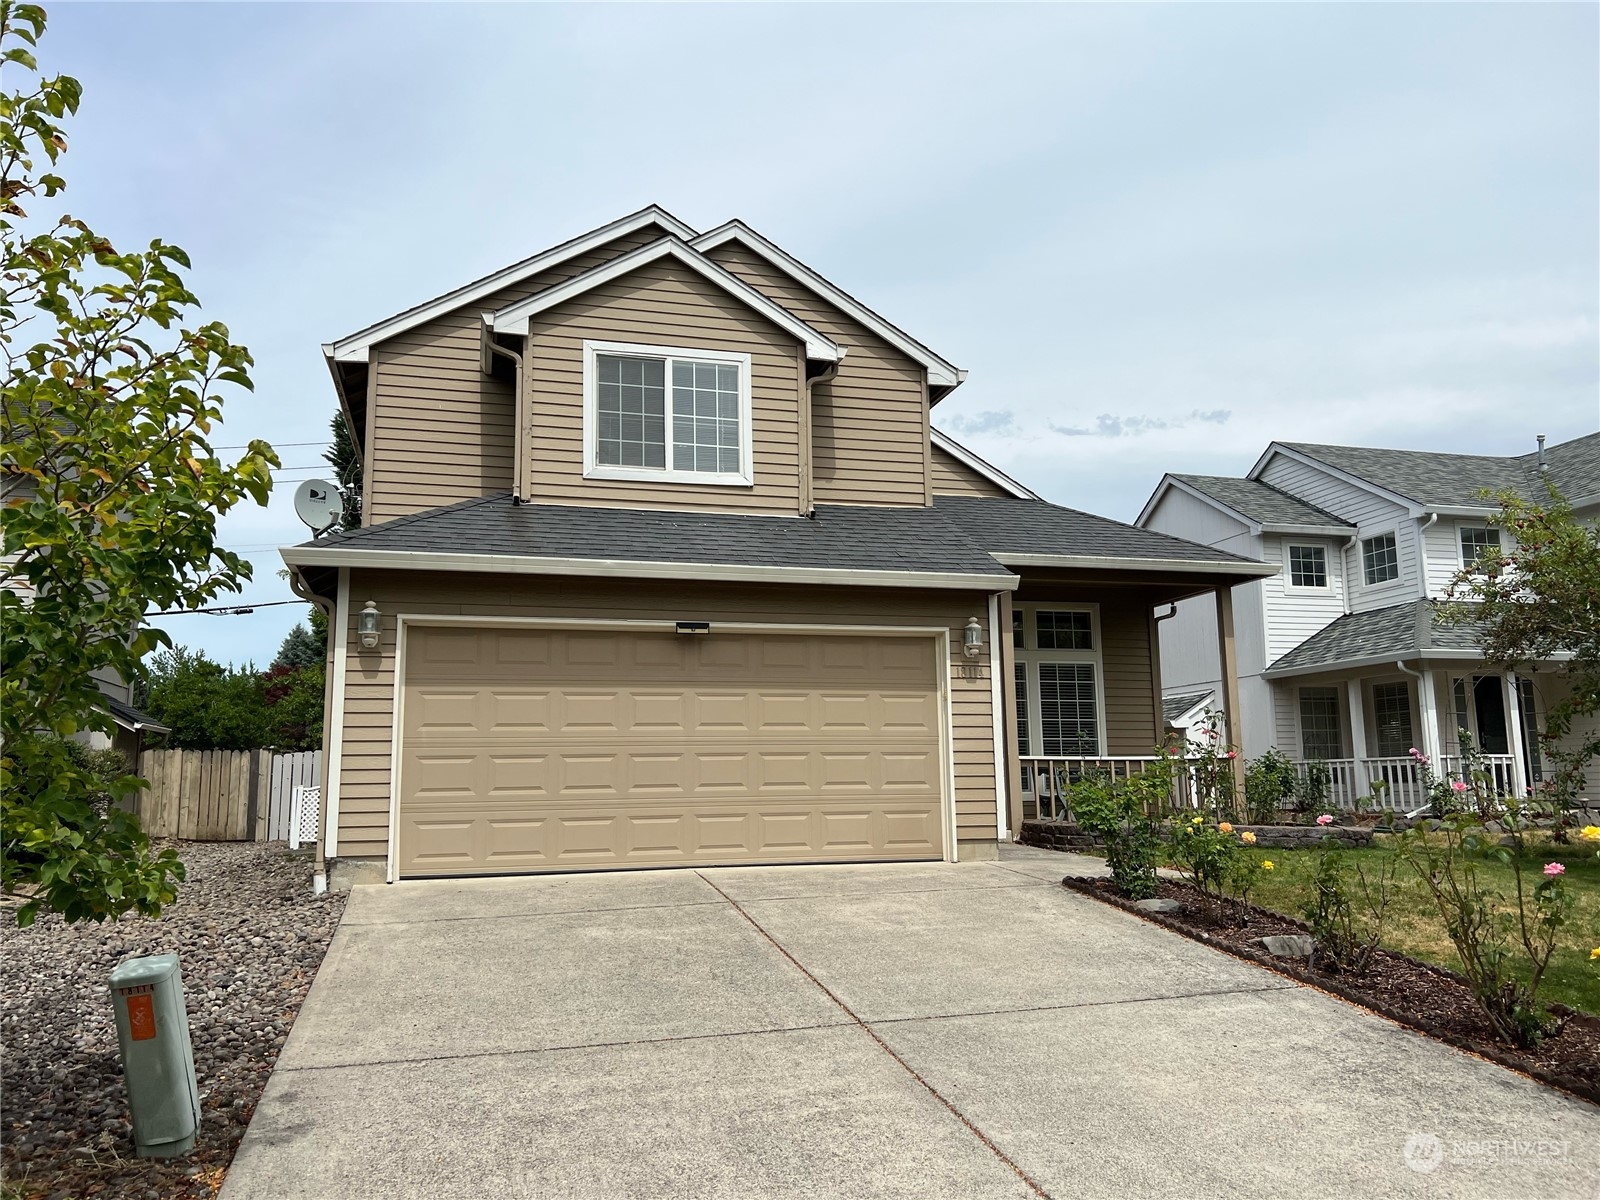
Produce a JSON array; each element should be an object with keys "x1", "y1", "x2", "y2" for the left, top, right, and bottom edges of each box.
[{"x1": 282, "y1": 207, "x2": 1272, "y2": 884}]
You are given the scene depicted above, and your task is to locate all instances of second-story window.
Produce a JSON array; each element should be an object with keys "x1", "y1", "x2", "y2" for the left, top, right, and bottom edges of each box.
[
  {"x1": 1361, "y1": 533, "x2": 1399, "y2": 585},
  {"x1": 584, "y1": 341, "x2": 753, "y2": 486},
  {"x1": 1287, "y1": 545, "x2": 1328, "y2": 589},
  {"x1": 1459, "y1": 525, "x2": 1501, "y2": 570}
]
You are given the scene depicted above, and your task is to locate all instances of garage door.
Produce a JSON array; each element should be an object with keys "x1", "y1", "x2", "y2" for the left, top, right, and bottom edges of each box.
[{"x1": 396, "y1": 625, "x2": 946, "y2": 877}]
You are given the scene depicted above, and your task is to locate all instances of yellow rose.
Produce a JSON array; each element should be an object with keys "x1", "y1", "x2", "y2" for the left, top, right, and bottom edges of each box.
[
  {"x1": 1580, "y1": 825, "x2": 1600, "y2": 842},
  {"x1": 1591, "y1": 947, "x2": 1600, "y2": 961},
  {"x1": 1262, "y1": 860, "x2": 1275, "y2": 871},
  {"x1": 1218, "y1": 822, "x2": 1233, "y2": 833},
  {"x1": 1241, "y1": 831, "x2": 1257, "y2": 845},
  {"x1": 1191, "y1": 815, "x2": 1204, "y2": 825}
]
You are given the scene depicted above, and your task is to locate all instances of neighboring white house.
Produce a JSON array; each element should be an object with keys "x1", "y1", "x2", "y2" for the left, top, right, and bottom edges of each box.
[{"x1": 1137, "y1": 432, "x2": 1600, "y2": 809}]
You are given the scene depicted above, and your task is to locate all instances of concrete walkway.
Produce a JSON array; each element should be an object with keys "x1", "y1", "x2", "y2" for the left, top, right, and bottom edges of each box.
[{"x1": 221, "y1": 846, "x2": 1598, "y2": 1199}]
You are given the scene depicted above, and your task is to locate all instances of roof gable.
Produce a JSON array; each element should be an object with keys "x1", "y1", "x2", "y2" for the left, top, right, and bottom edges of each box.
[
  {"x1": 1139, "y1": 474, "x2": 1354, "y2": 533},
  {"x1": 930, "y1": 429, "x2": 1037, "y2": 499},
  {"x1": 488, "y1": 237, "x2": 842, "y2": 363},
  {"x1": 325, "y1": 206, "x2": 697, "y2": 364},
  {"x1": 692, "y1": 221, "x2": 963, "y2": 392}
]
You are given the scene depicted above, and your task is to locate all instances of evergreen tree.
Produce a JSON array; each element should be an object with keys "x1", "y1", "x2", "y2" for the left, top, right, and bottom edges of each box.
[{"x1": 324, "y1": 412, "x2": 362, "y2": 531}]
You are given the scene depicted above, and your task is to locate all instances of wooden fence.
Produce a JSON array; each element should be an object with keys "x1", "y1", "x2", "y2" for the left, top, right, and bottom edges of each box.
[{"x1": 136, "y1": 748, "x2": 322, "y2": 842}]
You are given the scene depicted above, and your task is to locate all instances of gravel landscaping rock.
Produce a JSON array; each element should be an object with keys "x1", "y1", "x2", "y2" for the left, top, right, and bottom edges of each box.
[{"x1": 1, "y1": 842, "x2": 345, "y2": 1200}]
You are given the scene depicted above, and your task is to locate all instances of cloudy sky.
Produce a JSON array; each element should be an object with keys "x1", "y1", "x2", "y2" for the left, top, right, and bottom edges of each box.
[{"x1": 39, "y1": 3, "x2": 1600, "y2": 666}]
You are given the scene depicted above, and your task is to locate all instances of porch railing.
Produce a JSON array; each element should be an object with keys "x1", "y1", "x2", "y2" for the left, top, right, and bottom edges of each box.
[
  {"x1": 1291, "y1": 754, "x2": 1521, "y2": 812},
  {"x1": 1020, "y1": 756, "x2": 1194, "y2": 822}
]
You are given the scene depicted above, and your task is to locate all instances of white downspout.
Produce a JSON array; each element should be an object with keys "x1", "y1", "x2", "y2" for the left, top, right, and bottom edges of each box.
[
  {"x1": 1396, "y1": 660, "x2": 1441, "y2": 769},
  {"x1": 987, "y1": 592, "x2": 1009, "y2": 842},
  {"x1": 1340, "y1": 534, "x2": 1359, "y2": 615},
  {"x1": 1418, "y1": 512, "x2": 1438, "y2": 598},
  {"x1": 286, "y1": 567, "x2": 335, "y2": 896}
]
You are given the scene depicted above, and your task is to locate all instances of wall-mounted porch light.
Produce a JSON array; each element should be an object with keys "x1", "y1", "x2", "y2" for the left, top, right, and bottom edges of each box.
[
  {"x1": 963, "y1": 616, "x2": 984, "y2": 659},
  {"x1": 676, "y1": 621, "x2": 711, "y2": 635},
  {"x1": 357, "y1": 600, "x2": 382, "y2": 650}
]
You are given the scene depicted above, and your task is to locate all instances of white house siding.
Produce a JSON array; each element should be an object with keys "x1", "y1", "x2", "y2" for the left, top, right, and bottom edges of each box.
[
  {"x1": 1142, "y1": 489, "x2": 1257, "y2": 694},
  {"x1": 1260, "y1": 533, "x2": 1348, "y2": 665},
  {"x1": 1256, "y1": 455, "x2": 1420, "y2": 613}
]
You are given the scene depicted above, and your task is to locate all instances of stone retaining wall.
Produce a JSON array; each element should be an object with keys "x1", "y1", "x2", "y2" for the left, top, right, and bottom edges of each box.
[{"x1": 1019, "y1": 819, "x2": 1374, "y2": 851}]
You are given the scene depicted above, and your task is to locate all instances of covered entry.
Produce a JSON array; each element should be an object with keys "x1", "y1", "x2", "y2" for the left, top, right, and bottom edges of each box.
[{"x1": 394, "y1": 623, "x2": 948, "y2": 878}]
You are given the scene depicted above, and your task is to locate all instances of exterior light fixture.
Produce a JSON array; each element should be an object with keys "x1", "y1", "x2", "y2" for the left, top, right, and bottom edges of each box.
[
  {"x1": 357, "y1": 601, "x2": 382, "y2": 650},
  {"x1": 963, "y1": 616, "x2": 984, "y2": 659},
  {"x1": 675, "y1": 621, "x2": 711, "y2": 635}
]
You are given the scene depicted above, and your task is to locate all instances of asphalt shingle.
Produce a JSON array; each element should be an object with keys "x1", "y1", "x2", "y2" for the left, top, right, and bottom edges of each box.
[
  {"x1": 933, "y1": 496, "x2": 1259, "y2": 564},
  {"x1": 1267, "y1": 600, "x2": 1486, "y2": 674},
  {"x1": 1170, "y1": 476, "x2": 1352, "y2": 529}
]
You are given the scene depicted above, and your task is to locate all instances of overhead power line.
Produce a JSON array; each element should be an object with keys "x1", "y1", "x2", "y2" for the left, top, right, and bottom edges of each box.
[{"x1": 149, "y1": 599, "x2": 310, "y2": 616}]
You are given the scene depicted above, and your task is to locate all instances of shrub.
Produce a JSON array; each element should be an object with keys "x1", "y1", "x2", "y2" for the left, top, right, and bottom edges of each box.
[
  {"x1": 1300, "y1": 846, "x2": 1399, "y2": 975},
  {"x1": 1167, "y1": 815, "x2": 1239, "y2": 902},
  {"x1": 1244, "y1": 749, "x2": 1298, "y2": 823},
  {"x1": 1066, "y1": 765, "x2": 1167, "y2": 900}
]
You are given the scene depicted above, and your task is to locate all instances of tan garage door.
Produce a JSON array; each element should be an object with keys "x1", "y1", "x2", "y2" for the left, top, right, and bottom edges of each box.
[{"x1": 396, "y1": 625, "x2": 946, "y2": 878}]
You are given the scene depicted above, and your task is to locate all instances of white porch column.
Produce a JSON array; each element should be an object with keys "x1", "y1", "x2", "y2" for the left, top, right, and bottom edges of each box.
[
  {"x1": 1416, "y1": 667, "x2": 1443, "y2": 769},
  {"x1": 1502, "y1": 672, "x2": 1529, "y2": 799},
  {"x1": 1345, "y1": 678, "x2": 1368, "y2": 795}
]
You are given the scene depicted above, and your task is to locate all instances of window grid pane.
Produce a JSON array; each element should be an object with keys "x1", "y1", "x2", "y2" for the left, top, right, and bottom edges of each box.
[
  {"x1": 1298, "y1": 687, "x2": 1342, "y2": 760},
  {"x1": 1517, "y1": 676, "x2": 1542, "y2": 782},
  {"x1": 1039, "y1": 662, "x2": 1098, "y2": 756},
  {"x1": 1015, "y1": 662, "x2": 1030, "y2": 756},
  {"x1": 1460, "y1": 527, "x2": 1501, "y2": 567},
  {"x1": 596, "y1": 354, "x2": 665, "y2": 468},
  {"x1": 1362, "y1": 534, "x2": 1399, "y2": 585},
  {"x1": 1289, "y1": 545, "x2": 1328, "y2": 588},
  {"x1": 671, "y1": 358, "x2": 740, "y2": 474},
  {"x1": 1371, "y1": 682, "x2": 1414, "y2": 758},
  {"x1": 1035, "y1": 610, "x2": 1092, "y2": 651}
]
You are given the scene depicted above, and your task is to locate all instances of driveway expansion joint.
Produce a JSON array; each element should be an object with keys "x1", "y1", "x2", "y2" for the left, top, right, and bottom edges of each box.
[
  {"x1": 342, "y1": 897, "x2": 727, "y2": 928},
  {"x1": 696, "y1": 870, "x2": 1056, "y2": 1200},
  {"x1": 863, "y1": 980, "x2": 1303, "y2": 1030}
]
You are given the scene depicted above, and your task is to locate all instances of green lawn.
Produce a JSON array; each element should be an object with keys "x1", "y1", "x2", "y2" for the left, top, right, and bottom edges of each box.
[{"x1": 1103, "y1": 834, "x2": 1600, "y2": 1016}]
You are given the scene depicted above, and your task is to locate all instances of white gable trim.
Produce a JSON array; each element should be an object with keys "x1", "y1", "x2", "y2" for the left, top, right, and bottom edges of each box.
[
  {"x1": 324, "y1": 206, "x2": 698, "y2": 364},
  {"x1": 1247, "y1": 443, "x2": 1425, "y2": 516},
  {"x1": 489, "y1": 238, "x2": 842, "y2": 363},
  {"x1": 692, "y1": 221, "x2": 964, "y2": 390},
  {"x1": 930, "y1": 429, "x2": 1038, "y2": 500}
]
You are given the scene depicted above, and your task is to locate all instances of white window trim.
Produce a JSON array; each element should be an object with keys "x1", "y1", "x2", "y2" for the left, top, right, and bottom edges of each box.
[
  {"x1": 581, "y1": 339, "x2": 755, "y2": 488},
  {"x1": 1360, "y1": 529, "x2": 1401, "y2": 587},
  {"x1": 1284, "y1": 542, "x2": 1332, "y2": 592},
  {"x1": 1294, "y1": 684, "x2": 1344, "y2": 761},
  {"x1": 1012, "y1": 602, "x2": 1107, "y2": 758}
]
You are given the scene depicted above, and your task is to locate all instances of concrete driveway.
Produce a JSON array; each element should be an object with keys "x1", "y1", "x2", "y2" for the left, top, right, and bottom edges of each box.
[{"x1": 221, "y1": 846, "x2": 1598, "y2": 1200}]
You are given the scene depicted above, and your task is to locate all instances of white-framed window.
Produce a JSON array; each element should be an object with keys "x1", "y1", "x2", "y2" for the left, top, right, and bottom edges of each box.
[
  {"x1": 582, "y1": 340, "x2": 754, "y2": 487},
  {"x1": 1297, "y1": 687, "x2": 1343, "y2": 760},
  {"x1": 1286, "y1": 544, "x2": 1329, "y2": 589},
  {"x1": 1458, "y1": 525, "x2": 1502, "y2": 570},
  {"x1": 1370, "y1": 680, "x2": 1415, "y2": 758},
  {"x1": 1361, "y1": 532, "x2": 1399, "y2": 585},
  {"x1": 1012, "y1": 604, "x2": 1105, "y2": 758}
]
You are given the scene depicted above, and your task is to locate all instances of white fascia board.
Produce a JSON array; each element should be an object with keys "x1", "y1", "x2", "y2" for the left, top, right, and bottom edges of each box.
[
  {"x1": 1420, "y1": 505, "x2": 1502, "y2": 518},
  {"x1": 279, "y1": 545, "x2": 1017, "y2": 592},
  {"x1": 1261, "y1": 522, "x2": 1360, "y2": 536},
  {"x1": 490, "y1": 238, "x2": 841, "y2": 363},
  {"x1": 1247, "y1": 444, "x2": 1424, "y2": 515},
  {"x1": 1136, "y1": 475, "x2": 1261, "y2": 533},
  {"x1": 993, "y1": 552, "x2": 1280, "y2": 578},
  {"x1": 691, "y1": 221, "x2": 963, "y2": 388},
  {"x1": 325, "y1": 207, "x2": 698, "y2": 364},
  {"x1": 929, "y1": 428, "x2": 1038, "y2": 500},
  {"x1": 1168, "y1": 692, "x2": 1217, "y2": 727}
]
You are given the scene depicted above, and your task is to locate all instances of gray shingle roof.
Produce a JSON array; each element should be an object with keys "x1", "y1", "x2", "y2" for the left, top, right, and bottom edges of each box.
[
  {"x1": 933, "y1": 496, "x2": 1261, "y2": 565},
  {"x1": 1280, "y1": 431, "x2": 1600, "y2": 509},
  {"x1": 1171, "y1": 476, "x2": 1352, "y2": 529},
  {"x1": 302, "y1": 494, "x2": 1014, "y2": 577},
  {"x1": 296, "y1": 493, "x2": 1265, "y2": 579},
  {"x1": 105, "y1": 694, "x2": 168, "y2": 733},
  {"x1": 1266, "y1": 601, "x2": 1485, "y2": 675},
  {"x1": 1162, "y1": 691, "x2": 1215, "y2": 723}
]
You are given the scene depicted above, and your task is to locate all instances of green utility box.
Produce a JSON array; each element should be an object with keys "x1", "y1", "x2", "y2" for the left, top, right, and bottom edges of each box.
[{"x1": 109, "y1": 953, "x2": 200, "y2": 1157}]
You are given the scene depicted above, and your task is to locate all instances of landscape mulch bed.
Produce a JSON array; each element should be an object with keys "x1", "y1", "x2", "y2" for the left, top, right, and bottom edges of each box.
[
  {"x1": 1063, "y1": 875, "x2": 1600, "y2": 1108},
  {"x1": 1, "y1": 842, "x2": 347, "y2": 1200}
]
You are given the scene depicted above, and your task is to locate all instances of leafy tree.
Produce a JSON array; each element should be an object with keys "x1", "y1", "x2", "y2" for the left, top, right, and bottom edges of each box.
[
  {"x1": 1444, "y1": 484, "x2": 1600, "y2": 807},
  {"x1": 262, "y1": 661, "x2": 324, "y2": 752},
  {"x1": 325, "y1": 411, "x2": 361, "y2": 531},
  {"x1": 140, "y1": 647, "x2": 270, "y2": 751},
  {"x1": 1, "y1": 4, "x2": 276, "y2": 924}
]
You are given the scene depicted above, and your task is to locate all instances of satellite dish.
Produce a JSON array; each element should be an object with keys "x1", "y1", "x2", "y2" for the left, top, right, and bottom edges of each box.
[{"x1": 294, "y1": 479, "x2": 343, "y2": 537}]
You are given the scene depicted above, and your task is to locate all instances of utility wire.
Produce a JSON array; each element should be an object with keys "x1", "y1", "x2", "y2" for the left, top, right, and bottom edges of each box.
[{"x1": 149, "y1": 599, "x2": 310, "y2": 616}]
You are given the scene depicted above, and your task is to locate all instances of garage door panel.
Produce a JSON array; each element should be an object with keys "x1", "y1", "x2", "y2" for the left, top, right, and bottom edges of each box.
[{"x1": 398, "y1": 628, "x2": 947, "y2": 877}]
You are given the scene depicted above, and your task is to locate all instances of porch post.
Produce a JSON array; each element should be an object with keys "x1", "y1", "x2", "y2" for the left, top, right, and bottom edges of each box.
[
  {"x1": 1215, "y1": 585, "x2": 1246, "y2": 808},
  {"x1": 1502, "y1": 672, "x2": 1529, "y2": 799},
  {"x1": 1416, "y1": 667, "x2": 1443, "y2": 768},
  {"x1": 1345, "y1": 678, "x2": 1368, "y2": 795},
  {"x1": 987, "y1": 592, "x2": 1011, "y2": 842},
  {"x1": 998, "y1": 590, "x2": 1024, "y2": 839}
]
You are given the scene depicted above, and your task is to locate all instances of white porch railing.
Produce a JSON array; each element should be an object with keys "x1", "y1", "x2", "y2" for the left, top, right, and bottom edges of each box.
[
  {"x1": 1291, "y1": 754, "x2": 1520, "y2": 812},
  {"x1": 1020, "y1": 756, "x2": 1193, "y2": 822}
]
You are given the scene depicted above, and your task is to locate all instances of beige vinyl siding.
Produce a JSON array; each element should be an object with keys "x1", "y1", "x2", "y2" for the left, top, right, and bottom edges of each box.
[
  {"x1": 524, "y1": 259, "x2": 802, "y2": 513},
  {"x1": 930, "y1": 444, "x2": 1010, "y2": 498},
  {"x1": 705, "y1": 242, "x2": 930, "y2": 507},
  {"x1": 334, "y1": 572, "x2": 999, "y2": 859},
  {"x1": 362, "y1": 227, "x2": 666, "y2": 525}
]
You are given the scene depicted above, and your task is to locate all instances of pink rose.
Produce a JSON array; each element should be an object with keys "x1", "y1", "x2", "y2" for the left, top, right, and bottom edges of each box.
[
  {"x1": 1316, "y1": 814, "x2": 1334, "y2": 826},
  {"x1": 1450, "y1": 780, "x2": 1468, "y2": 793},
  {"x1": 1225, "y1": 750, "x2": 1238, "y2": 759},
  {"x1": 1543, "y1": 862, "x2": 1566, "y2": 877}
]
